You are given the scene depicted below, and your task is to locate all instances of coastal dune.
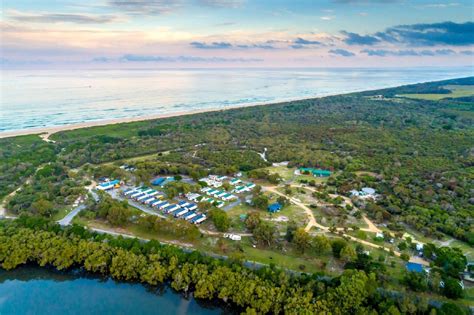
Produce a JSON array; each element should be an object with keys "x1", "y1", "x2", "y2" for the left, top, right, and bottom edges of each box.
[{"x1": 0, "y1": 105, "x2": 250, "y2": 140}]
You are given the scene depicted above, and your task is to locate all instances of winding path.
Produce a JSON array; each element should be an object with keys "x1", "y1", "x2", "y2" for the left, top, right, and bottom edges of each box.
[
  {"x1": 57, "y1": 204, "x2": 86, "y2": 226},
  {"x1": 262, "y1": 184, "x2": 428, "y2": 265}
]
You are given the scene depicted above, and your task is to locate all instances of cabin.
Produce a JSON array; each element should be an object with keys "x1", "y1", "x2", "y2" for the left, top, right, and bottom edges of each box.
[
  {"x1": 221, "y1": 193, "x2": 236, "y2": 201},
  {"x1": 147, "y1": 190, "x2": 159, "y2": 197},
  {"x1": 246, "y1": 183, "x2": 256, "y2": 189},
  {"x1": 151, "y1": 200, "x2": 163, "y2": 207},
  {"x1": 123, "y1": 188, "x2": 137, "y2": 196},
  {"x1": 192, "y1": 214, "x2": 207, "y2": 224},
  {"x1": 158, "y1": 202, "x2": 170, "y2": 210},
  {"x1": 185, "y1": 203, "x2": 198, "y2": 211},
  {"x1": 142, "y1": 188, "x2": 154, "y2": 194},
  {"x1": 174, "y1": 208, "x2": 189, "y2": 218},
  {"x1": 300, "y1": 168, "x2": 332, "y2": 177},
  {"x1": 268, "y1": 203, "x2": 282, "y2": 213},
  {"x1": 229, "y1": 178, "x2": 241, "y2": 185},
  {"x1": 163, "y1": 204, "x2": 180, "y2": 214},
  {"x1": 178, "y1": 201, "x2": 190, "y2": 208},
  {"x1": 143, "y1": 197, "x2": 156, "y2": 205},
  {"x1": 201, "y1": 187, "x2": 212, "y2": 193},
  {"x1": 233, "y1": 186, "x2": 247, "y2": 194},
  {"x1": 97, "y1": 179, "x2": 120, "y2": 191},
  {"x1": 186, "y1": 193, "x2": 200, "y2": 201},
  {"x1": 216, "y1": 191, "x2": 227, "y2": 198},
  {"x1": 184, "y1": 211, "x2": 197, "y2": 221},
  {"x1": 130, "y1": 191, "x2": 144, "y2": 199},
  {"x1": 137, "y1": 194, "x2": 150, "y2": 202}
]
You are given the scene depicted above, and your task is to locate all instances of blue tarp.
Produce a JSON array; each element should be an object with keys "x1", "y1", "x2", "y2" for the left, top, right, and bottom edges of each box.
[
  {"x1": 406, "y1": 262, "x2": 424, "y2": 273},
  {"x1": 268, "y1": 203, "x2": 282, "y2": 213}
]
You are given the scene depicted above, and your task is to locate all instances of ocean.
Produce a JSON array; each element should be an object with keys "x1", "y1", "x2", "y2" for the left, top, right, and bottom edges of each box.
[{"x1": 1, "y1": 67, "x2": 472, "y2": 133}]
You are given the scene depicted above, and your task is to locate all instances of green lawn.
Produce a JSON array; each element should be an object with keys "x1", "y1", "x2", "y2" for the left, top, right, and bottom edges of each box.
[
  {"x1": 51, "y1": 207, "x2": 72, "y2": 221},
  {"x1": 399, "y1": 85, "x2": 474, "y2": 100}
]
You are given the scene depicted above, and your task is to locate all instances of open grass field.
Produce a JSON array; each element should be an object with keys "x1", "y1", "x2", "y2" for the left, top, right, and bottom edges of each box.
[
  {"x1": 399, "y1": 84, "x2": 474, "y2": 100},
  {"x1": 264, "y1": 165, "x2": 329, "y2": 184}
]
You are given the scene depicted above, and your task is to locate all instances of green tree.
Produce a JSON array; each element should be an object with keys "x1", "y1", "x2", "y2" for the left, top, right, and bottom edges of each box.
[
  {"x1": 209, "y1": 208, "x2": 230, "y2": 232},
  {"x1": 313, "y1": 235, "x2": 331, "y2": 254},
  {"x1": 285, "y1": 220, "x2": 297, "y2": 242},
  {"x1": 340, "y1": 245, "x2": 357, "y2": 263},
  {"x1": 293, "y1": 228, "x2": 311, "y2": 253},
  {"x1": 252, "y1": 194, "x2": 269, "y2": 210},
  {"x1": 31, "y1": 199, "x2": 54, "y2": 217},
  {"x1": 107, "y1": 204, "x2": 131, "y2": 226},
  {"x1": 403, "y1": 271, "x2": 428, "y2": 292},
  {"x1": 442, "y1": 277, "x2": 463, "y2": 299},
  {"x1": 331, "y1": 239, "x2": 347, "y2": 258}
]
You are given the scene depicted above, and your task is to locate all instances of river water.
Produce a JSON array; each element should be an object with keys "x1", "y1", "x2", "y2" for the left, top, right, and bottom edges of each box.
[
  {"x1": 0, "y1": 266, "x2": 231, "y2": 315},
  {"x1": 1, "y1": 67, "x2": 472, "y2": 133}
]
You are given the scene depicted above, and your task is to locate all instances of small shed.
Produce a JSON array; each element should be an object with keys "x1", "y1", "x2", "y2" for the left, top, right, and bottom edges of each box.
[{"x1": 268, "y1": 203, "x2": 282, "y2": 213}]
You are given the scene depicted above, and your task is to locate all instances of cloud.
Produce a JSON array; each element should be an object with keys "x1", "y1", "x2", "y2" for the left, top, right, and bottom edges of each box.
[
  {"x1": 342, "y1": 21, "x2": 473, "y2": 47},
  {"x1": 418, "y1": 3, "x2": 459, "y2": 8},
  {"x1": 376, "y1": 21, "x2": 474, "y2": 46},
  {"x1": 361, "y1": 48, "x2": 457, "y2": 56},
  {"x1": 341, "y1": 31, "x2": 380, "y2": 45},
  {"x1": 290, "y1": 37, "x2": 323, "y2": 49},
  {"x1": 294, "y1": 37, "x2": 322, "y2": 45},
  {"x1": 108, "y1": 0, "x2": 181, "y2": 15},
  {"x1": 92, "y1": 57, "x2": 113, "y2": 62},
  {"x1": 198, "y1": 0, "x2": 245, "y2": 8},
  {"x1": 329, "y1": 48, "x2": 355, "y2": 56},
  {"x1": 320, "y1": 16, "x2": 335, "y2": 20},
  {"x1": 7, "y1": 11, "x2": 121, "y2": 24},
  {"x1": 190, "y1": 41, "x2": 233, "y2": 49},
  {"x1": 236, "y1": 44, "x2": 275, "y2": 49},
  {"x1": 190, "y1": 41, "x2": 277, "y2": 50},
  {"x1": 117, "y1": 54, "x2": 262, "y2": 62}
]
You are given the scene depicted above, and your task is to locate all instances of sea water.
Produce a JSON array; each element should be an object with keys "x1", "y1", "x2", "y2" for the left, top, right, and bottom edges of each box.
[{"x1": 1, "y1": 67, "x2": 472, "y2": 133}]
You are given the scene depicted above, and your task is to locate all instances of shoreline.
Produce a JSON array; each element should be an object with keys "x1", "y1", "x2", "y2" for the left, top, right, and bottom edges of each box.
[
  {"x1": 0, "y1": 92, "x2": 342, "y2": 140},
  {"x1": 1, "y1": 73, "x2": 471, "y2": 140}
]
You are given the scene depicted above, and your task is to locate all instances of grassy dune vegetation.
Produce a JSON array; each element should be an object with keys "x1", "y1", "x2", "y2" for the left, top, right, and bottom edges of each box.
[{"x1": 399, "y1": 84, "x2": 474, "y2": 101}]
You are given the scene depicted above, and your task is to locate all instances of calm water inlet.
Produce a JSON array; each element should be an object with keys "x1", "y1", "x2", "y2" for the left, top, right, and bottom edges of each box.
[{"x1": 0, "y1": 266, "x2": 229, "y2": 315}]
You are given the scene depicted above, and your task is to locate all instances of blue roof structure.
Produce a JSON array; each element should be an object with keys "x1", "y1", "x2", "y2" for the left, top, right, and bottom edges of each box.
[
  {"x1": 99, "y1": 179, "x2": 120, "y2": 188},
  {"x1": 406, "y1": 262, "x2": 424, "y2": 273},
  {"x1": 151, "y1": 178, "x2": 166, "y2": 186},
  {"x1": 268, "y1": 203, "x2": 282, "y2": 213}
]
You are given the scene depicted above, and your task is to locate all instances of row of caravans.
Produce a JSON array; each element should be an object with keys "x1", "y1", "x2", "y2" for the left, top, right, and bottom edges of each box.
[
  {"x1": 200, "y1": 187, "x2": 237, "y2": 201},
  {"x1": 123, "y1": 187, "x2": 207, "y2": 224}
]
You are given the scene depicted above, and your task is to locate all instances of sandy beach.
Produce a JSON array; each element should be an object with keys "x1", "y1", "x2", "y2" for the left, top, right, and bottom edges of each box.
[
  {"x1": 0, "y1": 98, "x2": 300, "y2": 140},
  {"x1": 0, "y1": 108, "x2": 217, "y2": 140}
]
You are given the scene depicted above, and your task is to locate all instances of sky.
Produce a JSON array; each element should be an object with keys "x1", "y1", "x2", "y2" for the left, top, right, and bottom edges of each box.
[{"x1": 1, "y1": 0, "x2": 473, "y2": 68}]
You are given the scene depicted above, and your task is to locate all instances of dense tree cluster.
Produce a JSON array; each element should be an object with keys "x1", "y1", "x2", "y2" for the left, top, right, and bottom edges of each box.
[
  {"x1": 86, "y1": 193, "x2": 132, "y2": 226},
  {"x1": 2, "y1": 220, "x2": 463, "y2": 314},
  {"x1": 208, "y1": 208, "x2": 231, "y2": 232},
  {"x1": 0, "y1": 135, "x2": 57, "y2": 198},
  {"x1": 7, "y1": 162, "x2": 85, "y2": 217}
]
